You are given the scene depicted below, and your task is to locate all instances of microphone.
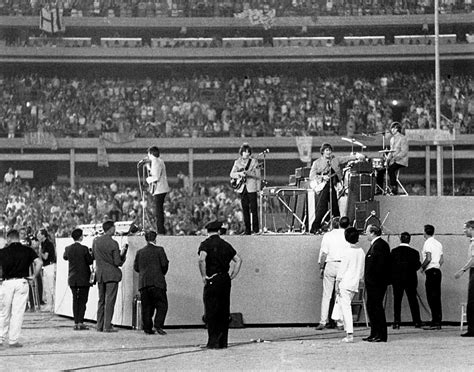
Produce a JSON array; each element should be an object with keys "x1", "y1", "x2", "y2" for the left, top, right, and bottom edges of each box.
[
  {"x1": 258, "y1": 149, "x2": 270, "y2": 156},
  {"x1": 137, "y1": 158, "x2": 150, "y2": 167}
]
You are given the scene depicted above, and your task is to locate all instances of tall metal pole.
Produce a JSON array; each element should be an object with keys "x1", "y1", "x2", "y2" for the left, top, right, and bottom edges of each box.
[{"x1": 434, "y1": 0, "x2": 442, "y2": 196}]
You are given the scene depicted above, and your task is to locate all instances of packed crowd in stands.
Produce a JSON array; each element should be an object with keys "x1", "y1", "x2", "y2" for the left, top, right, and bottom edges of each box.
[
  {"x1": 0, "y1": 0, "x2": 471, "y2": 17},
  {"x1": 1, "y1": 174, "x2": 473, "y2": 240},
  {"x1": 1, "y1": 72, "x2": 472, "y2": 138}
]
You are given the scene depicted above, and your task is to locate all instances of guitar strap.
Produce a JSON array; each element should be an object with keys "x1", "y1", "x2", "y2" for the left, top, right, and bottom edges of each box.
[{"x1": 244, "y1": 158, "x2": 252, "y2": 172}]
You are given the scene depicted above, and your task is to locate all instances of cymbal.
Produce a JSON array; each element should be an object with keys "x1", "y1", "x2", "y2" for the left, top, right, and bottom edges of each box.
[
  {"x1": 378, "y1": 149, "x2": 395, "y2": 153},
  {"x1": 341, "y1": 137, "x2": 366, "y2": 148}
]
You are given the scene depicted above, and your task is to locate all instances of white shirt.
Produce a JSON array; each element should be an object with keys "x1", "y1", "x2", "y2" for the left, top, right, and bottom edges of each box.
[
  {"x1": 319, "y1": 228, "x2": 350, "y2": 264},
  {"x1": 337, "y1": 246, "x2": 365, "y2": 292},
  {"x1": 422, "y1": 236, "x2": 443, "y2": 270}
]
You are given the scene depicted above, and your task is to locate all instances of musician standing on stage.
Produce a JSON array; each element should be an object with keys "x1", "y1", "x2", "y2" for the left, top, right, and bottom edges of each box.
[
  {"x1": 230, "y1": 143, "x2": 261, "y2": 235},
  {"x1": 376, "y1": 122, "x2": 409, "y2": 195},
  {"x1": 309, "y1": 143, "x2": 362, "y2": 234},
  {"x1": 146, "y1": 146, "x2": 170, "y2": 235}
]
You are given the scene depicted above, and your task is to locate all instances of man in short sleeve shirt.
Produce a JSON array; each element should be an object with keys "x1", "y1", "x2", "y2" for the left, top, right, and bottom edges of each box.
[
  {"x1": 421, "y1": 224, "x2": 444, "y2": 330},
  {"x1": 198, "y1": 220, "x2": 242, "y2": 349},
  {"x1": 0, "y1": 229, "x2": 42, "y2": 347}
]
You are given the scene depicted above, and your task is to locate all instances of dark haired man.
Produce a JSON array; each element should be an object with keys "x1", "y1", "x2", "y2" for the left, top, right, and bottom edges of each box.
[
  {"x1": 363, "y1": 224, "x2": 390, "y2": 342},
  {"x1": 454, "y1": 220, "x2": 474, "y2": 337},
  {"x1": 64, "y1": 228, "x2": 94, "y2": 330},
  {"x1": 0, "y1": 229, "x2": 42, "y2": 347},
  {"x1": 92, "y1": 220, "x2": 128, "y2": 332},
  {"x1": 198, "y1": 220, "x2": 242, "y2": 349},
  {"x1": 390, "y1": 232, "x2": 422, "y2": 329},
  {"x1": 309, "y1": 143, "x2": 363, "y2": 234},
  {"x1": 37, "y1": 228, "x2": 56, "y2": 312},
  {"x1": 376, "y1": 121, "x2": 409, "y2": 195},
  {"x1": 421, "y1": 224, "x2": 443, "y2": 330},
  {"x1": 230, "y1": 143, "x2": 261, "y2": 235},
  {"x1": 134, "y1": 230, "x2": 169, "y2": 335},
  {"x1": 146, "y1": 146, "x2": 170, "y2": 235},
  {"x1": 316, "y1": 216, "x2": 351, "y2": 330}
]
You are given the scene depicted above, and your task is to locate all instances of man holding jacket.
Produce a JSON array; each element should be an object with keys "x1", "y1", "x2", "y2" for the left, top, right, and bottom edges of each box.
[{"x1": 92, "y1": 220, "x2": 128, "y2": 333}]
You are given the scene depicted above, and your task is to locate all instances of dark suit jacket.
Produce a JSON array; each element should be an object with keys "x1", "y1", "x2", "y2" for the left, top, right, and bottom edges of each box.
[
  {"x1": 390, "y1": 244, "x2": 421, "y2": 285},
  {"x1": 365, "y1": 236, "x2": 391, "y2": 289},
  {"x1": 92, "y1": 234, "x2": 125, "y2": 283},
  {"x1": 63, "y1": 242, "x2": 93, "y2": 287},
  {"x1": 134, "y1": 243, "x2": 169, "y2": 291}
]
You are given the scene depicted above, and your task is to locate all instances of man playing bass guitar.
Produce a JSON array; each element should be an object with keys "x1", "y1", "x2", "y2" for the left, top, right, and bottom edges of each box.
[
  {"x1": 309, "y1": 143, "x2": 363, "y2": 234},
  {"x1": 230, "y1": 143, "x2": 261, "y2": 235}
]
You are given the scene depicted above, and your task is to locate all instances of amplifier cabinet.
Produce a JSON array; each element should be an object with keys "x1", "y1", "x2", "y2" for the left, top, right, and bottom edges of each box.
[{"x1": 354, "y1": 200, "x2": 380, "y2": 231}]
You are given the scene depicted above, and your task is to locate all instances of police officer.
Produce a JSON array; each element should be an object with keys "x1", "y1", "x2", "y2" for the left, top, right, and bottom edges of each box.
[{"x1": 198, "y1": 220, "x2": 242, "y2": 349}]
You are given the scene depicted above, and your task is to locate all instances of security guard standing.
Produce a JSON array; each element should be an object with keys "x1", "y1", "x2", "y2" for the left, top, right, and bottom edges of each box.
[{"x1": 198, "y1": 220, "x2": 242, "y2": 349}]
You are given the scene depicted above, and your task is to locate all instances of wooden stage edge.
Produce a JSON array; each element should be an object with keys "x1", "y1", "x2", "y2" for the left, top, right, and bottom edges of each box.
[{"x1": 54, "y1": 196, "x2": 474, "y2": 326}]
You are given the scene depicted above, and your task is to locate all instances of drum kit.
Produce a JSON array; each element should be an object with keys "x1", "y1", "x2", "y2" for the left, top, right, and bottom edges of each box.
[{"x1": 340, "y1": 135, "x2": 395, "y2": 195}]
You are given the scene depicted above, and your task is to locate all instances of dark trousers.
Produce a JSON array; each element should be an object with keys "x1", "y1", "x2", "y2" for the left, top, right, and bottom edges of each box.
[
  {"x1": 154, "y1": 192, "x2": 167, "y2": 235},
  {"x1": 366, "y1": 285, "x2": 388, "y2": 341},
  {"x1": 467, "y1": 268, "x2": 474, "y2": 333},
  {"x1": 241, "y1": 188, "x2": 259, "y2": 234},
  {"x1": 97, "y1": 281, "x2": 118, "y2": 331},
  {"x1": 140, "y1": 286, "x2": 168, "y2": 331},
  {"x1": 376, "y1": 163, "x2": 405, "y2": 194},
  {"x1": 70, "y1": 286, "x2": 90, "y2": 324},
  {"x1": 311, "y1": 183, "x2": 339, "y2": 233},
  {"x1": 425, "y1": 268, "x2": 442, "y2": 325},
  {"x1": 203, "y1": 273, "x2": 231, "y2": 348},
  {"x1": 392, "y1": 282, "x2": 421, "y2": 324}
]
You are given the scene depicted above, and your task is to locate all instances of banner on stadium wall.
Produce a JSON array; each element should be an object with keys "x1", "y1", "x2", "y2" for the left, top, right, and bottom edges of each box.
[
  {"x1": 23, "y1": 131, "x2": 58, "y2": 150},
  {"x1": 40, "y1": 6, "x2": 65, "y2": 34},
  {"x1": 234, "y1": 8, "x2": 276, "y2": 30},
  {"x1": 405, "y1": 129, "x2": 455, "y2": 142},
  {"x1": 296, "y1": 136, "x2": 313, "y2": 163},
  {"x1": 97, "y1": 137, "x2": 109, "y2": 167}
]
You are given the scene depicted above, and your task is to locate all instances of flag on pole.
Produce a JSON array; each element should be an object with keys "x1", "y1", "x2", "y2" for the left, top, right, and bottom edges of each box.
[{"x1": 40, "y1": 6, "x2": 65, "y2": 34}]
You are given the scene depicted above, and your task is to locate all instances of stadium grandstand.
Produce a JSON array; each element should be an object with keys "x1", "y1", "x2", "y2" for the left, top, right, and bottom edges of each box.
[{"x1": 0, "y1": 0, "x2": 473, "y2": 237}]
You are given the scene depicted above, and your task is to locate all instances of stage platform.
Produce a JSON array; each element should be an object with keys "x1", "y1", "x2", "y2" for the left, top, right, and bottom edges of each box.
[{"x1": 54, "y1": 196, "x2": 474, "y2": 327}]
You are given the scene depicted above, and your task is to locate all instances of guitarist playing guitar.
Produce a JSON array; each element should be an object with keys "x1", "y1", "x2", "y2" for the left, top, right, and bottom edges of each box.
[
  {"x1": 145, "y1": 146, "x2": 170, "y2": 235},
  {"x1": 230, "y1": 143, "x2": 261, "y2": 235},
  {"x1": 309, "y1": 143, "x2": 364, "y2": 234}
]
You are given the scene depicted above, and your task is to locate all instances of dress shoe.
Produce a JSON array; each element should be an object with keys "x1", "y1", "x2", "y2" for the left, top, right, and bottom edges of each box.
[
  {"x1": 315, "y1": 324, "x2": 326, "y2": 331},
  {"x1": 74, "y1": 325, "x2": 80, "y2": 331},
  {"x1": 423, "y1": 325, "x2": 441, "y2": 330},
  {"x1": 104, "y1": 328, "x2": 118, "y2": 333},
  {"x1": 77, "y1": 324, "x2": 89, "y2": 330},
  {"x1": 461, "y1": 332, "x2": 474, "y2": 337},
  {"x1": 341, "y1": 336, "x2": 354, "y2": 343},
  {"x1": 369, "y1": 337, "x2": 387, "y2": 343},
  {"x1": 362, "y1": 336, "x2": 375, "y2": 342},
  {"x1": 9, "y1": 343, "x2": 23, "y2": 348},
  {"x1": 392, "y1": 323, "x2": 400, "y2": 330},
  {"x1": 156, "y1": 328, "x2": 167, "y2": 335},
  {"x1": 144, "y1": 329, "x2": 156, "y2": 335}
]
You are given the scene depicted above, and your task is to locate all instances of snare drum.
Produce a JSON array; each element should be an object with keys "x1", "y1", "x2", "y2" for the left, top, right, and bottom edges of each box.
[{"x1": 371, "y1": 157, "x2": 384, "y2": 170}]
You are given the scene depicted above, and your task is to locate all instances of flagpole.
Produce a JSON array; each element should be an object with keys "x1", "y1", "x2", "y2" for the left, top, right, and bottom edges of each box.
[{"x1": 434, "y1": 0, "x2": 442, "y2": 196}]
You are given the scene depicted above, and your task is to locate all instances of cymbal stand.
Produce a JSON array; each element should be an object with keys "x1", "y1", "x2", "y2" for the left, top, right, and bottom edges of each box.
[{"x1": 375, "y1": 132, "x2": 391, "y2": 195}]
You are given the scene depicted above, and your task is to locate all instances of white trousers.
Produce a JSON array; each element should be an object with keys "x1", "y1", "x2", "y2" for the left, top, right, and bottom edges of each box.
[
  {"x1": 0, "y1": 279, "x2": 29, "y2": 344},
  {"x1": 320, "y1": 262, "x2": 342, "y2": 325},
  {"x1": 333, "y1": 289, "x2": 356, "y2": 334},
  {"x1": 42, "y1": 264, "x2": 56, "y2": 311}
]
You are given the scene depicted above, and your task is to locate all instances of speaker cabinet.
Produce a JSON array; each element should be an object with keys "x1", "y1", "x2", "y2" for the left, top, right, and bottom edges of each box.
[{"x1": 354, "y1": 200, "x2": 380, "y2": 231}]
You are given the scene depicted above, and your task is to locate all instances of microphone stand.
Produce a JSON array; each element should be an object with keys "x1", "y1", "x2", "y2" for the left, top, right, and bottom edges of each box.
[
  {"x1": 137, "y1": 163, "x2": 149, "y2": 231},
  {"x1": 259, "y1": 152, "x2": 268, "y2": 233}
]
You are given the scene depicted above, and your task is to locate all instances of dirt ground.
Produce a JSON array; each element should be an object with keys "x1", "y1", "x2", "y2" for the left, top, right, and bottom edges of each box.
[{"x1": 1, "y1": 312, "x2": 473, "y2": 371}]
